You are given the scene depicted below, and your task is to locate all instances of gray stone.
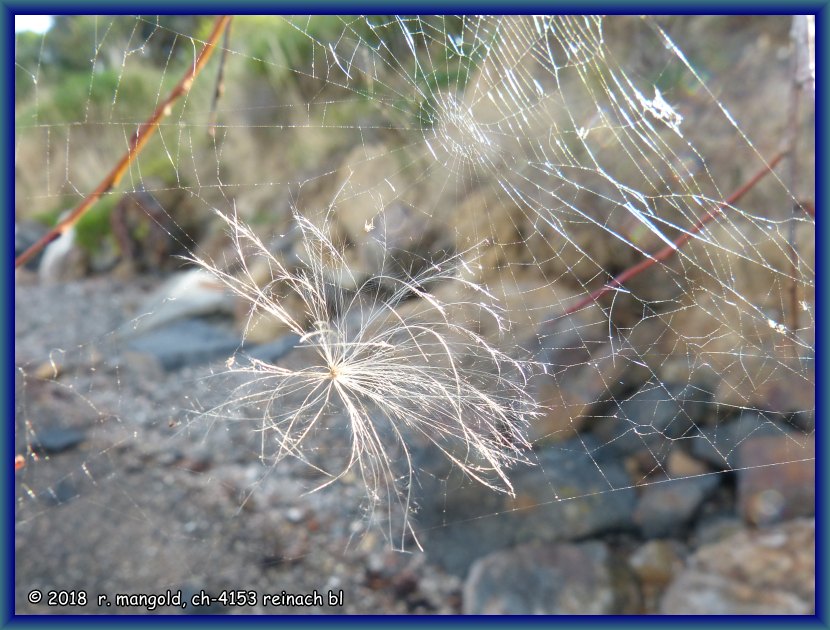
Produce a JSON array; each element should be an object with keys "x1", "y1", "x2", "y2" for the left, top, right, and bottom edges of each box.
[
  {"x1": 31, "y1": 427, "x2": 86, "y2": 455},
  {"x1": 690, "y1": 412, "x2": 787, "y2": 469},
  {"x1": 528, "y1": 315, "x2": 653, "y2": 444},
  {"x1": 628, "y1": 540, "x2": 687, "y2": 613},
  {"x1": 692, "y1": 514, "x2": 745, "y2": 546},
  {"x1": 592, "y1": 382, "x2": 711, "y2": 460},
  {"x1": 43, "y1": 478, "x2": 79, "y2": 506},
  {"x1": 463, "y1": 542, "x2": 640, "y2": 614},
  {"x1": 125, "y1": 319, "x2": 241, "y2": 370},
  {"x1": 119, "y1": 268, "x2": 236, "y2": 338},
  {"x1": 737, "y1": 434, "x2": 815, "y2": 525},
  {"x1": 417, "y1": 436, "x2": 637, "y2": 575},
  {"x1": 245, "y1": 333, "x2": 301, "y2": 363},
  {"x1": 660, "y1": 519, "x2": 815, "y2": 614},
  {"x1": 634, "y1": 475, "x2": 720, "y2": 538}
]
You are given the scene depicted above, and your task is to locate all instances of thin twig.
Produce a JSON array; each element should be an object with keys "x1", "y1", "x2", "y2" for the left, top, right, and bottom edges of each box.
[
  {"x1": 785, "y1": 15, "x2": 815, "y2": 333},
  {"x1": 208, "y1": 18, "x2": 232, "y2": 138},
  {"x1": 564, "y1": 150, "x2": 787, "y2": 316},
  {"x1": 15, "y1": 15, "x2": 233, "y2": 270}
]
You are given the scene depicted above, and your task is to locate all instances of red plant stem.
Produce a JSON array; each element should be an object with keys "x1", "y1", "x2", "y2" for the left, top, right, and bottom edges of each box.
[
  {"x1": 564, "y1": 150, "x2": 787, "y2": 316},
  {"x1": 208, "y1": 20, "x2": 232, "y2": 138},
  {"x1": 15, "y1": 15, "x2": 232, "y2": 270}
]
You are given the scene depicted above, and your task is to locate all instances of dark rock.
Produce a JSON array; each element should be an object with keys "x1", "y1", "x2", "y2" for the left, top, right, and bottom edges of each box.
[
  {"x1": 737, "y1": 434, "x2": 814, "y2": 525},
  {"x1": 528, "y1": 315, "x2": 652, "y2": 444},
  {"x1": 689, "y1": 412, "x2": 788, "y2": 469},
  {"x1": 634, "y1": 475, "x2": 720, "y2": 538},
  {"x1": 245, "y1": 333, "x2": 301, "y2": 363},
  {"x1": 43, "y1": 478, "x2": 79, "y2": 506},
  {"x1": 31, "y1": 427, "x2": 86, "y2": 455},
  {"x1": 88, "y1": 238, "x2": 121, "y2": 274},
  {"x1": 463, "y1": 542, "x2": 640, "y2": 614},
  {"x1": 175, "y1": 449, "x2": 213, "y2": 474},
  {"x1": 790, "y1": 410, "x2": 815, "y2": 433},
  {"x1": 125, "y1": 319, "x2": 241, "y2": 370},
  {"x1": 15, "y1": 220, "x2": 48, "y2": 270},
  {"x1": 660, "y1": 519, "x2": 815, "y2": 614},
  {"x1": 749, "y1": 356, "x2": 814, "y2": 416},
  {"x1": 417, "y1": 436, "x2": 637, "y2": 576},
  {"x1": 592, "y1": 381, "x2": 711, "y2": 460}
]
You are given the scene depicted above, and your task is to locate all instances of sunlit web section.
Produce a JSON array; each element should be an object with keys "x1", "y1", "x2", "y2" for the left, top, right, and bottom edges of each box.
[{"x1": 271, "y1": 15, "x2": 813, "y2": 410}]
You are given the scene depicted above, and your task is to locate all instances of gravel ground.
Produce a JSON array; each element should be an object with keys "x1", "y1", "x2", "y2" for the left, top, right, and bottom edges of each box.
[
  {"x1": 14, "y1": 271, "x2": 815, "y2": 616},
  {"x1": 15, "y1": 272, "x2": 462, "y2": 615}
]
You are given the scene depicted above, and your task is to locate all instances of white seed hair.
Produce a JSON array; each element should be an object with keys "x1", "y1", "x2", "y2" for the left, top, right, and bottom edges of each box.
[{"x1": 192, "y1": 208, "x2": 539, "y2": 549}]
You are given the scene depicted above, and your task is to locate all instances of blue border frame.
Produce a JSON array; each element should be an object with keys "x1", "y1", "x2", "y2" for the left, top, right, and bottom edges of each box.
[
  {"x1": 816, "y1": 4, "x2": 826, "y2": 627},
  {"x1": 1, "y1": 3, "x2": 828, "y2": 13},
  {"x1": 4, "y1": 5, "x2": 827, "y2": 627}
]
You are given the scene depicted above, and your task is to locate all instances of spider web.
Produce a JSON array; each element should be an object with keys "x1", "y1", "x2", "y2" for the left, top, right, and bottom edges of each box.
[{"x1": 14, "y1": 15, "x2": 815, "y2": 613}]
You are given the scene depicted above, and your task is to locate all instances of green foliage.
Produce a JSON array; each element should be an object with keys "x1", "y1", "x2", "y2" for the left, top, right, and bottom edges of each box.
[
  {"x1": 236, "y1": 16, "x2": 344, "y2": 87},
  {"x1": 44, "y1": 16, "x2": 127, "y2": 73},
  {"x1": 73, "y1": 195, "x2": 119, "y2": 253},
  {"x1": 14, "y1": 31, "x2": 44, "y2": 102},
  {"x1": 38, "y1": 16, "x2": 209, "y2": 74},
  {"x1": 34, "y1": 194, "x2": 118, "y2": 255},
  {"x1": 136, "y1": 15, "x2": 211, "y2": 65},
  {"x1": 52, "y1": 69, "x2": 114, "y2": 122},
  {"x1": 29, "y1": 65, "x2": 158, "y2": 124}
]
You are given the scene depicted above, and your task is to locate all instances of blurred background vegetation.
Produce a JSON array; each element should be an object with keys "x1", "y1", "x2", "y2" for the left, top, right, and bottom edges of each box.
[{"x1": 16, "y1": 17, "x2": 459, "y2": 266}]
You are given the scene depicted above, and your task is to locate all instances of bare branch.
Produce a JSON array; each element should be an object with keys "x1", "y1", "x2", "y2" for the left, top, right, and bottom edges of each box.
[{"x1": 15, "y1": 15, "x2": 233, "y2": 270}]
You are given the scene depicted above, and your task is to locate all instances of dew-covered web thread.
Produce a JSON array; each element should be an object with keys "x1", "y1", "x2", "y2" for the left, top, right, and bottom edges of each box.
[{"x1": 15, "y1": 14, "x2": 814, "y2": 568}]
